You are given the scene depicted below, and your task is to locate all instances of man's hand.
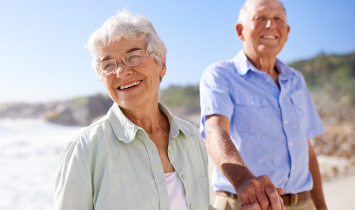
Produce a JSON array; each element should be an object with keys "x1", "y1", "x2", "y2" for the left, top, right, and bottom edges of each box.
[
  {"x1": 238, "y1": 194, "x2": 285, "y2": 210},
  {"x1": 235, "y1": 175, "x2": 285, "y2": 210}
]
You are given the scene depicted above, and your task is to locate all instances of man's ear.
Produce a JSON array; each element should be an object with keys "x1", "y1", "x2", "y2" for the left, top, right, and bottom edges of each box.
[{"x1": 235, "y1": 23, "x2": 244, "y2": 41}]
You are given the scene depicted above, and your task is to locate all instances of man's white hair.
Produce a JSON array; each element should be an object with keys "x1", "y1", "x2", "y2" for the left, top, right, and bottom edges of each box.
[{"x1": 238, "y1": 0, "x2": 287, "y2": 25}]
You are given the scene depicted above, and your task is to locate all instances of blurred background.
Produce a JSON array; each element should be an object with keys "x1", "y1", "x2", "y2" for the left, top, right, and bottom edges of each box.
[{"x1": 0, "y1": 0, "x2": 354, "y2": 209}]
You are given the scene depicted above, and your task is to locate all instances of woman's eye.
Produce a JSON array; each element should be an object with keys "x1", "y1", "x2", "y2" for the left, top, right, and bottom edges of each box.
[
  {"x1": 104, "y1": 63, "x2": 116, "y2": 70},
  {"x1": 127, "y1": 55, "x2": 139, "y2": 62}
]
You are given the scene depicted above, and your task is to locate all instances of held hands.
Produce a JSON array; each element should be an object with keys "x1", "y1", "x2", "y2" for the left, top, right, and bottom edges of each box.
[{"x1": 235, "y1": 174, "x2": 285, "y2": 210}]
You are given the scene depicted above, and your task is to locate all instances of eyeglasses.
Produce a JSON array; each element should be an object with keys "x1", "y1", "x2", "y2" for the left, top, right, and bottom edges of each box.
[{"x1": 99, "y1": 50, "x2": 153, "y2": 76}]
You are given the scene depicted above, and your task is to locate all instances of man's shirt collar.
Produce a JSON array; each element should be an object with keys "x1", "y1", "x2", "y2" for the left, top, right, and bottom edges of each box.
[{"x1": 233, "y1": 50, "x2": 293, "y2": 80}]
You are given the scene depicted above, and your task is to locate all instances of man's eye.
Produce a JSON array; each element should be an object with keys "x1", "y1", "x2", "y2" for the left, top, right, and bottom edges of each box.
[
  {"x1": 274, "y1": 17, "x2": 283, "y2": 22},
  {"x1": 256, "y1": 16, "x2": 267, "y2": 21}
]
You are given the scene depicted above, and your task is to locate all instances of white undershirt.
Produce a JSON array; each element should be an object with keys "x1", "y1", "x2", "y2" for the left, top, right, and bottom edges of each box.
[{"x1": 164, "y1": 171, "x2": 189, "y2": 210}]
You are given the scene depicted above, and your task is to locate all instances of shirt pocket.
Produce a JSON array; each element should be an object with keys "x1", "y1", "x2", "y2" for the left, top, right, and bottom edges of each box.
[
  {"x1": 233, "y1": 96, "x2": 271, "y2": 134},
  {"x1": 290, "y1": 90, "x2": 305, "y2": 128}
]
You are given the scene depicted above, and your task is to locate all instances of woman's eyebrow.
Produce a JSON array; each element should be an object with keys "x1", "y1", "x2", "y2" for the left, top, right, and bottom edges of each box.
[{"x1": 126, "y1": 47, "x2": 142, "y2": 54}]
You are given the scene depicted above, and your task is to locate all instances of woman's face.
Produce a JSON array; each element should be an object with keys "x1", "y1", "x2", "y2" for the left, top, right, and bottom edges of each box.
[{"x1": 99, "y1": 38, "x2": 166, "y2": 110}]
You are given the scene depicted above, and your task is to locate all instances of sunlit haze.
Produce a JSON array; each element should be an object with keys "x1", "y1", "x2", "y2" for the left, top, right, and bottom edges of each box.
[{"x1": 0, "y1": 0, "x2": 354, "y2": 103}]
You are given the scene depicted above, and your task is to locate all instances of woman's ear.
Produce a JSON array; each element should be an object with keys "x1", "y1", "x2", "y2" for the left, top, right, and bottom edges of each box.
[{"x1": 159, "y1": 57, "x2": 167, "y2": 78}]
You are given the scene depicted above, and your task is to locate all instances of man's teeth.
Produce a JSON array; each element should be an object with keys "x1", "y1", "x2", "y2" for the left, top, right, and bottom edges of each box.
[
  {"x1": 262, "y1": 35, "x2": 276, "y2": 39},
  {"x1": 119, "y1": 81, "x2": 141, "y2": 90}
]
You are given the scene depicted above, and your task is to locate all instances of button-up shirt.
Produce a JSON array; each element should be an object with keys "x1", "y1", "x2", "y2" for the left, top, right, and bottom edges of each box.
[
  {"x1": 53, "y1": 103, "x2": 210, "y2": 210},
  {"x1": 200, "y1": 50, "x2": 325, "y2": 194}
]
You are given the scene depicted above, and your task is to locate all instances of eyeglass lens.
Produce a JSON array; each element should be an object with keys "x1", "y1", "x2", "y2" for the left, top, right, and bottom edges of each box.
[{"x1": 100, "y1": 50, "x2": 148, "y2": 75}]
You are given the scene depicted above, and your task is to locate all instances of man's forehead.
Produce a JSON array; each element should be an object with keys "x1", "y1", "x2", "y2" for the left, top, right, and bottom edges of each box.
[{"x1": 246, "y1": 0, "x2": 285, "y2": 13}]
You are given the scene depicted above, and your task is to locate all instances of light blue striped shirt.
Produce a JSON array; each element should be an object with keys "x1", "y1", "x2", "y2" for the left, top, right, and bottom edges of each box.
[
  {"x1": 200, "y1": 50, "x2": 325, "y2": 194},
  {"x1": 53, "y1": 103, "x2": 210, "y2": 210}
]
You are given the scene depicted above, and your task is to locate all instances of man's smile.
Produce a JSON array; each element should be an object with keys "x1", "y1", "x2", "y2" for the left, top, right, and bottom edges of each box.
[{"x1": 261, "y1": 35, "x2": 277, "y2": 39}]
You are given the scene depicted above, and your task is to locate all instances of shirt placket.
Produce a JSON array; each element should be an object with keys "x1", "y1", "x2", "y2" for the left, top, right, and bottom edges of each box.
[
  {"x1": 141, "y1": 132, "x2": 170, "y2": 210},
  {"x1": 279, "y1": 79, "x2": 297, "y2": 193}
]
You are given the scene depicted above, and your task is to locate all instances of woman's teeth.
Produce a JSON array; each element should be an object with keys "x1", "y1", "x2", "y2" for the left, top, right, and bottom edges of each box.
[{"x1": 119, "y1": 81, "x2": 141, "y2": 90}]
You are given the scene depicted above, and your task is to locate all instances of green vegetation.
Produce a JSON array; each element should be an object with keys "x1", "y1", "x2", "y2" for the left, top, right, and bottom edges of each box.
[
  {"x1": 289, "y1": 52, "x2": 355, "y2": 106},
  {"x1": 159, "y1": 85, "x2": 200, "y2": 109},
  {"x1": 158, "y1": 52, "x2": 355, "y2": 109}
]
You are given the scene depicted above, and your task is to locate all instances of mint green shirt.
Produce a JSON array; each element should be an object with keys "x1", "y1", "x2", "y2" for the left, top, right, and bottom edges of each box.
[{"x1": 53, "y1": 103, "x2": 210, "y2": 210}]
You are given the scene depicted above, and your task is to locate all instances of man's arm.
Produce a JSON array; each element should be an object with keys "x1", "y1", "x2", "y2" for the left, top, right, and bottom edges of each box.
[
  {"x1": 308, "y1": 140, "x2": 327, "y2": 210},
  {"x1": 205, "y1": 114, "x2": 283, "y2": 210}
]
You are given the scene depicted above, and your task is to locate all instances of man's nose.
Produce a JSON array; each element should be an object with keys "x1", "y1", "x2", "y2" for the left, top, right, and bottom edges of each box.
[
  {"x1": 265, "y1": 18, "x2": 276, "y2": 28},
  {"x1": 116, "y1": 64, "x2": 133, "y2": 78}
]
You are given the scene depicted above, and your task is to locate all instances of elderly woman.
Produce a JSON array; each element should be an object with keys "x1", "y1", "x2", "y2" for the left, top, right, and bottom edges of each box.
[{"x1": 53, "y1": 10, "x2": 210, "y2": 210}]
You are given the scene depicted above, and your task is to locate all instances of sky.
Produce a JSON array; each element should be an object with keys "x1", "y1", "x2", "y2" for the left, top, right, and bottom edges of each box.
[{"x1": 0, "y1": 0, "x2": 354, "y2": 103}]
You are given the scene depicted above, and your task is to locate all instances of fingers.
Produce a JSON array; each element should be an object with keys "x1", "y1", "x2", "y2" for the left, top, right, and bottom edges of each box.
[
  {"x1": 239, "y1": 203, "x2": 262, "y2": 210},
  {"x1": 237, "y1": 175, "x2": 283, "y2": 210},
  {"x1": 280, "y1": 196, "x2": 285, "y2": 210},
  {"x1": 265, "y1": 184, "x2": 281, "y2": 210},
  {"x1": 276, "y1": 188, "x2": 284, "y2": 195},
  {"x1": 255, "y1": 190, "x2": 270, "y2": 210}
]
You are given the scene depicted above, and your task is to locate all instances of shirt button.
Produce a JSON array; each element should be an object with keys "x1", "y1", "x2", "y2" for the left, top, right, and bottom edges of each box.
[
  {"x1": 182, "y1": 174, "x2": 187, "y2": 179},
  {"x1": 289, "y1": 142, "x2": 293, "y2": 146},
  {"x1": 266, "y1": 78, "x2": 270, "y2": 82},
  {"x1": 284, "y1": 120, "x2": 288, "y2": 124},
  {"x1": 189, "y1": 204, "x2": 195, "y2": 209},
  {"x1": 168, "y1": 148, "x2": 173, "y2": 154},
  {"x1": 292, "y1": 166, "x2": 295, "y2": 170},
  {"x1": 251, "y1": 101, "x2": 255, "y2": 105},
  {"x1": 280, "y1": 99, "x2": 283, "y2": 102}
]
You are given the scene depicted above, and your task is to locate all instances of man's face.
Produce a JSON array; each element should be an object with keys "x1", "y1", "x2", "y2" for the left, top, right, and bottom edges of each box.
[{"x1": 237, "y1": 0, "x2": 290, "y2": 59}]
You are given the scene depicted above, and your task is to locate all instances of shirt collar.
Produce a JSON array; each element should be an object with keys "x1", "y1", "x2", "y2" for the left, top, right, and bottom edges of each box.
[
  {"x1": 275, "y1": 58, "x2": 293, "y2": 81},
  {"x1": 233, "y1": 50, "x2": 294, "y2": 80},
  {"x1": 107, "y1": 103, "x2": 193, "y2": 143},
  {"x1": 233, "y1": 50, "x2": 253, "y2": 75}
]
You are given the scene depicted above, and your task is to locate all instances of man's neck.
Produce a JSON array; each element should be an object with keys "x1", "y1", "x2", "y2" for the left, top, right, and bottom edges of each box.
[{"x1": 245, "y1": 53, "x2": 280, "y2": 86}]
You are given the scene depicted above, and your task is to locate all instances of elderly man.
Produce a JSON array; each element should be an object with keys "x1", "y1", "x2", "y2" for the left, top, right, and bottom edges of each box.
[{"x1": 200, "y1": 0, "x2": 327, "y2": 209}]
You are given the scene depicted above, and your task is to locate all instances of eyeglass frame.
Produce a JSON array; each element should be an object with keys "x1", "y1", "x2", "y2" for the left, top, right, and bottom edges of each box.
[{"x1": 99, "y1": 50, "x2": 154, "y2": 76}]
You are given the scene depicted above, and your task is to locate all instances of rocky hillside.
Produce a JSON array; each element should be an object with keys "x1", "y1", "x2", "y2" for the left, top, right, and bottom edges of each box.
[{"x1": 0, "y1": 94, "x2": 113, "y2": 126}]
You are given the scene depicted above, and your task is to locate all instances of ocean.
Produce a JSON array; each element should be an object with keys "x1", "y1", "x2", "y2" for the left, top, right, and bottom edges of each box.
[{"x1": 0, "y1": 118, "x2": 80, "y2": 210}]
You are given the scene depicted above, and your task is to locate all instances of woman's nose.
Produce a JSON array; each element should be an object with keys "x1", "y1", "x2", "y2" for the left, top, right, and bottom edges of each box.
[{"x1": 115, "y1": 64, "x2": 133, "y2": 78}]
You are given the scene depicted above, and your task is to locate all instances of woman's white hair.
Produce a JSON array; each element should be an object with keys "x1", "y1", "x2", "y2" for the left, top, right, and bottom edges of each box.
[{"x1": 87, "y1": 10, "x2": 167, "y2": 80}]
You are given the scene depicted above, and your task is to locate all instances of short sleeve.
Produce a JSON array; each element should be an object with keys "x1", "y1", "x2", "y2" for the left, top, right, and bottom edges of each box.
[
  {"x1": 199, "y1": 65, "x2": 234, "y2": 138},
  {"x1": 297, "y1": 74, "x2": 325, "y2": 139},
  {"x1": 303, "y1": 87, "x2": 325, "y2": 139}
]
